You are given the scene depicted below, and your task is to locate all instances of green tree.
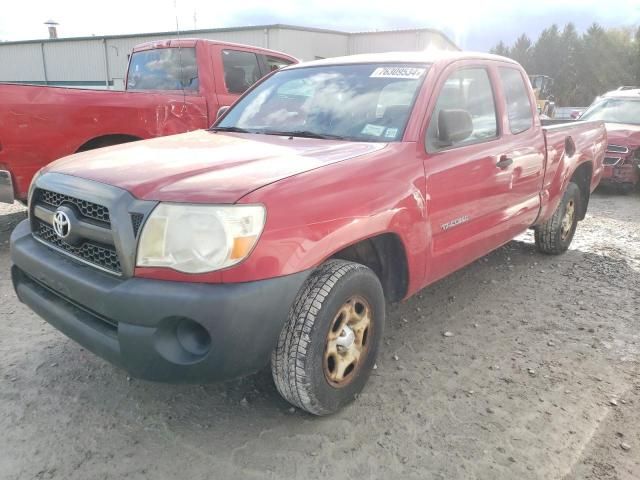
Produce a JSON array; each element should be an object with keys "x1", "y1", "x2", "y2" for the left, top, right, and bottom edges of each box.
[
  {"x1": 531, "y1": 24, "x2": 563, "y2": 76},
  {"x1": 509, "y1": 34, "x2": 534, "y2": 71},
  {"x1": 556, "y1": 23, "x2": 581, "y2": 106},
  {"x1": 635, "y1": 27, "x2": 640, "y2": 83},
  {"x1": 490, "y1": 22, "x2": 640, "y2": 107},
  {"x1": 490, "y1": 41, "x2": 510, "y2": 56}
]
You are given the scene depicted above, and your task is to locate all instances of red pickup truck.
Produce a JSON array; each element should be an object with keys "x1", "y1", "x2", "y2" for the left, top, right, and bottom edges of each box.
[
  {"x1": 10, "y1": 51, "x2": 605, "y2": 415},
  {"x1": 0, "y1": 39, "x2": 296, "y2": 204}
]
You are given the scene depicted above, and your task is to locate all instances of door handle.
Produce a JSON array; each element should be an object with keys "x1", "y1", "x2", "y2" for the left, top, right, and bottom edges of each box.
[{"x1": 496, "y1": 155, "x2": 513, "y2": 169}]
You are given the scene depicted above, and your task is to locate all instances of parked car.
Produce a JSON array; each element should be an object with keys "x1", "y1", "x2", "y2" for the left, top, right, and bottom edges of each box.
[
  {"x1": 553, "y1": 107, "x2": 586, "y2": 120},
  {"x1": 10, "y1": 51, "x2": 605, "y2": 415},
  {"x1": 0, "y1": 39, "x2": 296, "y2": 204},
  {"x1": 579, "y1": 88, "x2": 640, "y2": 193}
]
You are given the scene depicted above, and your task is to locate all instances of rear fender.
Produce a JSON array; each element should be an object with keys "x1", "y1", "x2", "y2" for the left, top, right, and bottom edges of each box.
[{"x1": 536, "y1": 123, "x2": 605, "y2": 225}]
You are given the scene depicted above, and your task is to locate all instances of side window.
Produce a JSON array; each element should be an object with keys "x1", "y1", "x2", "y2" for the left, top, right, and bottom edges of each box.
[
  {"x1": 499, "y1": 67, "x2": 533, "y2": 134},
  {"x1": 222, "y1": 50, "x2": 261, "y2": 94},
  {"x1": 262, "y1": 55, "x2": 294, "y2": 72},
  {"x1": 127, "y1": 48, "x2": 198, "y2": 91},
  {"x1": 426, "y1": 67, "x2": 498, "y2": 152}
]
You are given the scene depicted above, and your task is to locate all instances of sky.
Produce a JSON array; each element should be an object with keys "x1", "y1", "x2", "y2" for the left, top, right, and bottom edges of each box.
[{"x1": 1, "y1": 0, "x2": 639, "y2": 51}]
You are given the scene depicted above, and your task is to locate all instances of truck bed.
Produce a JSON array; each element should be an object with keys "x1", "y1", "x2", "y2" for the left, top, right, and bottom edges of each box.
[
  {"x1": 0, "y1": 83, "x2": 209, "y2": 200},
  {"x1": 538, "y1": 119, "x2": 606, "y2": 224}
]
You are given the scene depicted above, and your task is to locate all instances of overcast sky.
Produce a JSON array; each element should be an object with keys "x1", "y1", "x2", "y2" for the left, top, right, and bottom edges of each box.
[{"x1": 1, "y1": 0, "x2": 639, "y2": 51}]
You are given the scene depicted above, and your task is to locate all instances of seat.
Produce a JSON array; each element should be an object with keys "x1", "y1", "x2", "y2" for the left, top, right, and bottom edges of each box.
[
  {"x1": 225, "y1": 67, "x2": 248, "y2": 94},
  {"x1": 380, "y1": 105, "x2": 410, "y2": 127}
]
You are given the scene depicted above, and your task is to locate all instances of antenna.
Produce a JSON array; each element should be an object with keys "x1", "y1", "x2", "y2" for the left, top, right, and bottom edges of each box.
[{"x1": 173, "y1": 0, "x2": 186, "y2": 105}]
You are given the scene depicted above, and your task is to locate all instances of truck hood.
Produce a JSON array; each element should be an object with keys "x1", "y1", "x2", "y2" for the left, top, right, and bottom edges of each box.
[
  {"x1": 605, "y1": 123, "x2": 640, "y2": 149},
  {"x1": 49, "y1": 130, "x2": 387, "y2": 203}
]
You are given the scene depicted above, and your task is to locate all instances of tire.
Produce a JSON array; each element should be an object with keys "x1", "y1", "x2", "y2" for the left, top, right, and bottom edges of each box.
[
  {"x1": 271, "y1": 260, "x2": 385, "y2": 415},
  {"x1": 534, "y1": 182, "x2": 581, "y2": 254},
  {"x1": 619, "y1": 183, "x2": 635, "y2": 195}
]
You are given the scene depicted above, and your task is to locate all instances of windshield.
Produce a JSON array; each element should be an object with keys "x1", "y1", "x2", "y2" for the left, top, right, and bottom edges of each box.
[
  {"x1": 215, "y1": 63, "x2": 429, "y2": 142},
  {"x1": 580, "y1": 97, "x2": 640, "y2": 125}
]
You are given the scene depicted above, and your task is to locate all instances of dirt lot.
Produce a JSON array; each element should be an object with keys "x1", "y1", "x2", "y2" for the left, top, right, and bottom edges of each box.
[{"x1": 1, "y1": 191, "x2": 638, "y2": 480}]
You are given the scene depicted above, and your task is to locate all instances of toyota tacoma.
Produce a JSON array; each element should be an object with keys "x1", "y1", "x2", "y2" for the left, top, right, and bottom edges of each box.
[{"x1": 10, "y1": 52, "x2": 605, "y2": 415}]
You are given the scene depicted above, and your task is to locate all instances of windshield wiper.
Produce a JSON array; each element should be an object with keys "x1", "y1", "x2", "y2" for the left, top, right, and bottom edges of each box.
[
  {"x1": 261, "y1": 130, "x2": 349, "y2": 140},
  {"x1": 209, "y1": 126, "x2": 253, "y2": 133}
]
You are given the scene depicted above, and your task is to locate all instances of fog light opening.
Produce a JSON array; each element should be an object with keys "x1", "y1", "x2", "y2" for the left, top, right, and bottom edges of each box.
[
  {"x1": 154, "y1": 317, "x2": 212, "y2": 365},
  {"x1": 176, "y1": 318, "x2": 211, "y2": 357}
]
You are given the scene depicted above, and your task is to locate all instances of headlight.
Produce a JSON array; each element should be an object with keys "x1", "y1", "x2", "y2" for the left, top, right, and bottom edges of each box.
[{"x1": 136, "y1": 203, "x2": 265, "y2": 273}]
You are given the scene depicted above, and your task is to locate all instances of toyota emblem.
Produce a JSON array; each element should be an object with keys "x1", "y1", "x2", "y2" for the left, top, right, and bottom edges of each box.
[{"x1": 52, "y1": 210, "x2": 71, "y2": 238}]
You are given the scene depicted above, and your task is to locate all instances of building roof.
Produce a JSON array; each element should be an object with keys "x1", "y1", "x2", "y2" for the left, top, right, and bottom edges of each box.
[{"x1": 0, "y1": 23, "x2": 457, "y2": 50}]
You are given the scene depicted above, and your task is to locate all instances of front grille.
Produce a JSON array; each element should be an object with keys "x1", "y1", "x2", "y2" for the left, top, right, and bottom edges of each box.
[
  {"x1": 38, "y1": 189, "x2": 111, "y2": 225},
  {"x1": 606, "y1": 144, "x2": 629, "y2": 154},
  {"x1": 131, "y1": 213, "x2": 144, "y2": 237},
  {"x1": 34, "y1": 221, "x2": 121, "y2": 274},
  {"x1": 28, "y1": 179, "x2": 157, "y2": 278},
  {"x1": 603, "y1": 156, "x2": 622, "y2": 166}
]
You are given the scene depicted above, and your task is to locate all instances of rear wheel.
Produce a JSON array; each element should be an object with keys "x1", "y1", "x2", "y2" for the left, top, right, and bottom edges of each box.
[
  {"x1": 619, "y1": 183, "x2": 635, "y2": 195},
  {"x1": 271, "y1": 260, "x2": 385, "y2": 415},
  {"x1": 534, "y1": 182, "x2": 581, "y2": 254}
]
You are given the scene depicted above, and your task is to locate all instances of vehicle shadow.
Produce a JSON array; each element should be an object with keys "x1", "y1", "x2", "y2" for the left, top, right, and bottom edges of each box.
[
  {"x1": 3, "y1": 202, "x2": 639, "y2": 479},
  {"x1": 13, "y1": 234, "x2": 637, "y2": 424},
  {"x1": 0, "y1": 210, "x2": 27, "y2": 235}
]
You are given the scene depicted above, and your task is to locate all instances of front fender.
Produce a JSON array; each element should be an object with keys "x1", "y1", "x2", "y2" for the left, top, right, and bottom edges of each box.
[{"x1": 224, "y1": 144, "x2": 428, "y2": 295}]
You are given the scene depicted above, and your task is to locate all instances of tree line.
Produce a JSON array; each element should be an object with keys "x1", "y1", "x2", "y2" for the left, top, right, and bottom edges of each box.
[{"x1": 490, "y1": 23, "x2": 640, "y2": 107}]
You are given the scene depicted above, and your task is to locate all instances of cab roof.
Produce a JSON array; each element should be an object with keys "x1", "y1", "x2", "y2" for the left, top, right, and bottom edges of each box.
[
  {"x1": 286, "y1": 51, "x2": 519, "y2": 69},
  {"x1": 602, "y1": 88, "x2": 640, "y2": 99},
  {"x1": 132, "y1": 38, "x2": 298, "y2": 61}
]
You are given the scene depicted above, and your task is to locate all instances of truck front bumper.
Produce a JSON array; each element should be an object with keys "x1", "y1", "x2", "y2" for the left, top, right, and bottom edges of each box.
[
  {"x1": 0, "y1": 170, "x2": 15, "y2": 204},
  {"x1": 10, "y1": 219, "x2": 310, "y2": 383},
  {"x1": 601, "y1": 163, "x2": 639, "y2": 186}
]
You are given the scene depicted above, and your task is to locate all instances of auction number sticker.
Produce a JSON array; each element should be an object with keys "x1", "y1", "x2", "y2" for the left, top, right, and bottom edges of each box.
[
  {"x1": 370, "y1": 67, "x2": 426, "y2": 79},
  {"x1": 361, "y1": 124, "x2": 386, "y2": 136},
  {"x1": 384, "y1": 128, "x2": 398, "y2": 139}
]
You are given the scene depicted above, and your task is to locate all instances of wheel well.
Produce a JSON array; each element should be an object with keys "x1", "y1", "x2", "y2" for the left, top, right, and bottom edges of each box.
[
  {"x1": 76, "y1": 134, "x2": 142, "y2": 153},
  {"x1": 330, "y1": 233, "x2": 409, "y2": 303},
  {"x1": 570, "y1": 162, "x2": 592, "y2": 220}
]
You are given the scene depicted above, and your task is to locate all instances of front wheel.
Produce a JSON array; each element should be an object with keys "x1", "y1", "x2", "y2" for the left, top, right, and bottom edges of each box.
[
  {"x1": 271, "y1": 260, "x2": 385, "y2": 415},
  {"x1": 534, "y1": 182, "x2": 581, "y2": 254}
]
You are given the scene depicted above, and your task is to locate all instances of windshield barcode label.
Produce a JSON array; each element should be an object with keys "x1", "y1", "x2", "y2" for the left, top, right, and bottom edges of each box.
[{"x1": 370, "y1": 67, "x2": 425, "y2": 79}]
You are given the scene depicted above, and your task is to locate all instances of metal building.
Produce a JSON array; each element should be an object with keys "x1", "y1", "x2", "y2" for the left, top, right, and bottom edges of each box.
[{"x1": 0, "y1": 24, "x2": 458, "y2": 89}]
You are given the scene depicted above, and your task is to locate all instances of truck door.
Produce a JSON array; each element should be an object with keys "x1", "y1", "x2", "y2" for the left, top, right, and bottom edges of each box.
[
  {"x1": 125, "y1": 45, "x2": 209, "y2": 134},
  {"x1": 495, "y1": 66, "x2": 545, "y2": 230},
  {"x1": 420, "y1": 64, "x2": 514, "y2": 284},
  {"x1": 213, "y1": 48, "x2": 263, "y2": 111}
]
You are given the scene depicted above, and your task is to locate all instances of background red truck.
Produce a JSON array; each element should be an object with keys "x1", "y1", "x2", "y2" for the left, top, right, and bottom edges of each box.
[
  {"x1": 10, "y1": 51, "x2": 605, "y2": 415},
  {"x1": 0, "y1": 39, "x2": 296, "y2": 204}
]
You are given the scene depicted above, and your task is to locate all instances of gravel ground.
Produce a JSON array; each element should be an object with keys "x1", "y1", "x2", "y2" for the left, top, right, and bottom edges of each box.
[{"x1": 0, "y1": 190, "x2": 638, "y2": 480}]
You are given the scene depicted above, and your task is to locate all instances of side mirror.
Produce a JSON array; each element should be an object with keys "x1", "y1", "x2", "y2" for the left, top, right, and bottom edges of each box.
[
  {"x1": 216, "y1": 106, "x2": 230, "y2": 119},
  {"x1": 438, "y1": 109, "x2": 473, "y2": 145}
]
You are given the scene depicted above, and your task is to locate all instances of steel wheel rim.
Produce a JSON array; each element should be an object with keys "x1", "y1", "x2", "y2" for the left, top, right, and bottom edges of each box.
[
  {"x1": 561, "y1": 199, "x2": 575, "y2": 240},
  {"x1": 323, "y1": 295, "x2": 372, "y2": 387}
]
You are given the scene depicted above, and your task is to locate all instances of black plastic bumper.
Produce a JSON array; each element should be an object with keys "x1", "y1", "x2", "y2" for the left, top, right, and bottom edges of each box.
[{"x1": 10, "y1": 219, "x2": 310, "y2": 382}]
